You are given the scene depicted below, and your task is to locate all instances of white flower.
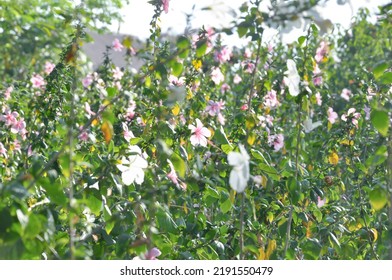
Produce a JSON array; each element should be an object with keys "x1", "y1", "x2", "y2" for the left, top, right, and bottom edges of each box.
[
  {"x1": 303, "y1": 117, "x2": 322, "y2": 133},
  {"x1": 227, "y1": 144, "x2": 250, "y2": 193},
  {"x1": 116, "y1": 145, "x2": 148, "y2": 185},
  {"x1": 284, "y1": 59, "x2": 301, "y2": 96}
]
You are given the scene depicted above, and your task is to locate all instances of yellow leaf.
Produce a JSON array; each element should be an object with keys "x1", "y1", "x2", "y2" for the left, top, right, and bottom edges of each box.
[
  {"x1": 92, "y1": 119, "x2": 98, "y2": 126},
  {"x1": 265, "y1": 240, "x2": 277, "y2": 259},
  {"x1": 258, "y1": 247, "x2": 266, "y2": 260},
  {"x1": 171, "y1": 103, "x2": 181, "y2": 116},
  {"x1": 261, "y1": 175, "x2": 267, "y2": 188},
  {"x1": 230, "y1": 189, "x2": 236, "y2": 204},
  {"x1": 247, "y1": 133, "x2": 256, "y2": 146},
  {"x1": 183, "y1": 202, "x2": 188, "y2": 214},
  {"x1": 306, "y1": 221, "x2": 313, "y2": 238},
  {"x1": 327, "y1": 121, "x2": 332, "y2": 131},
  {"x1": 370, "y1": 228, "x2": 378, "y2": 242},
  {"x1": 328, "y1": 152, "x2": 339, "y2": 165},
  {"x1": 186, "y1": 89, "x2": 193, "y2": 100},
  {"x1": 101, "y1": 121, "x2": 113, "y2": 144}
]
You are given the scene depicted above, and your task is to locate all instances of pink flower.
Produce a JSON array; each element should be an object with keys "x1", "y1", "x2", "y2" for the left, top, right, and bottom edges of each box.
[
  {"x1": 44, "y1": 61, "x2": 55, "y2": 75},
  {"x1": 78, "y1": 127, "x2": 89, "y2": 142},
  {"x1": 317, "y1": 196, "x2": 326, "y2": 207},
  {"x1": 211, "y1": 67, "x2": 224, "y2": 85},
  {"x1": 315, "y1": 41, "x2": 328, "y2": 63},
  {"x1": 84, "y1": 102, "x2": 96, "y2": 118},
  {"x1": 242, "y1": 61, "x2": 255, "y2": 73},
  {"x1": 315, "y1": 92, "x2": 322, "y2": 106},
  {"x1": 341, "y1": 108, "x2": 361, "y2": 128},
  {"x1": 122, "y1": 122, "x2": 135, "y2": 142},
  {"x1": 145, "y1": 247, "x2": 161, "y2": 260},
  {"x1": 244, "y1": 48, "x2": 252, "y2": 58},
  {"x1": 112, "y1": 67, "x2": 124, "y2": 80},
  {"x1": 240, "y1": 104, "x2": 248, "y2": 111},
  {"x1": 233, "y1": 74, "x2": 242, "y2": 84},
  {"x1": 188, "y1": 118, "x2": 211, "y2": 147},
  {"x1": 263, "y1": 89, "x2": 279, "y2": 109},
  {"x1": 327, "y1": 107, "x2": 338, "y2": 124},
  {"x1": 268, "y1": 134, "x2": 284, "y2": 152},
  {"x1": 4, "y1": 86, "x2": 13, "y2": 100},
  {"x1": 205, "y1": 100, "x2": 225, "y2": 116},
  {"x1": 0, "y1": 142, "x2": 7, "y2": 158},
  {"x1": 169, "y1": 75, "x2": 185, "y2": 86},
  {"x1": 12, "y1": 139, "x2": 21, "y2": 154},
  {"x1": 30, "y1": 74, "x2": 45, "y2": 89},
  {"x1": 167, "y1": 159, "x2": 179, "y2": 185},
  {"x1": 214, "y1": 46, "x2": 232, "y2": 63},
  {"x1": 217, "y1": 113, "x2": 225, "y2": 125},
  {"x1": 112, "y1": 38, "x2": 123, "y2": 52},
  {"x1": 220, "y1": 83, "x2": 231, "y2": 93},
  {"x1": 82, "y1": 74, "x2": 94, "y2": 88},
  {"x1": 367, "y1": 87, "x2": 376, "y2": 101},
  {"x1": 341, "y1": 88, "x2": 352, "y2": 101},
  {"x1": 162, "y1": 0, "x2": 169, "y2": 14},
  {"x1": 11, "y1": 118, "x2": 26, "y2": 135},
  {"x1": 0, "y1": 109, "x2": 19, "y2": 126},
  {"x1": 364, "y1": 106, "x2": 371, "y2": 120}
]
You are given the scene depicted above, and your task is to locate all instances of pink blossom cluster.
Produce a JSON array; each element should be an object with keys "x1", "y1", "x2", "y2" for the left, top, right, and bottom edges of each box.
[
  {"x1": 263, "y1": 89, "x2": 279, "y2": 109},
  {"x1": 268, "y1": 133, "x2": 284, "y2": 152},
  {"x1": 205, "y1": 100, "x2": 225, "y2": 125},
  {"x1": 211, "y1": 67, "x2": 224, "y2": 85},
  {"x1": 340, "y1": 88, "x2": 352, "y2": 101},
  {"x1": 30, "y1": 73, "x2": 45, "y2": 89},
  {"x1": 314, "y1": 41, "x2": 329, "y2": 63},
  {"x1": 0, "y1": 108, "x2": 27, "y2": 141},
  {"x1": 44, "y1": 61, "x2": 55, "y2": 75},
  {"x1": 112, "y1": 38, "x2": 124, "y2": 52},
  {"x1": 214, "y1": 46, "x2": 232, "y2": 64},
  {"x1": 327, "y1": 107, "x2": 338, "y2": 124}
]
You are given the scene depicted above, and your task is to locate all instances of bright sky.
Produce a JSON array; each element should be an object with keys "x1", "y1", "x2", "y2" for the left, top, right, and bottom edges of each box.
[{"x1": 111, "y1": 0, "x2": 389, "y2": 44}]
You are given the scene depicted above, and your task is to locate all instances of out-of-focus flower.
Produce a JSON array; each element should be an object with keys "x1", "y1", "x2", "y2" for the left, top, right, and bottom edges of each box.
[
  {"x1": 116, "y1": 145, "x2": 148, "y2": 185},
  {"x1": 283, "y1": 59, "x2": 300, "y2": 96},
  {"x1": 268, "y1": 134, "x2": 284, "y2": 152},
  {"x1": 263, "y1": 89, "x2": 279, "y2": 109},
  {"x1": 11, "y1": 118, "x2": 26, "y2": 135},
  {"x1": 313, "y1": 64, "x2": 323, "y2": 86},
  {"x1": 242, "y1": 61, "x2": 255, "y2": 73},
  {"x1": 167, "y1": 159, "x2": 179, "y2": 186},
  {"x1": 317, "y1": 196, "x2": 326, "y2": 207},
  {"x1": 315, "y1": 41, "x2": 328, "y2": 63},
  {"x1": 0, "y1": 142, "x2": 7, "y2": 158},
  {"x1": 31, "y1": 74, "x2": 45, "y2": 89},
  {"x1": 205, "y1": 100, "x2": 225, "y2": 116},
  {"x1": 341, "y1": 108, "x2": 361, "y2": 128},
  {"x1": 44, "y1": 61, "x2": 55, "y2": 75},
  {"x1": 4, "y1": 86, "x2": 13, "y2": 100},
  {"x1": 228, "y1": 144, "x2": 250, "y2": 193},
  {"x1": 303, "y1": 117, "x2": 322, "y2": 133},
  {"x1": 341, "y1": 88, "x2": 352, "y2": 101},
  {"x1": 188, "y1": 118, "x2": 211, "y2": 147},
  {"x1": 84, "y1": 102, "x2": 96, "y2": 118},
  {"x1": 233, "y1": 74, "x2": 242, "y2": 84},
  {"x1": 367, "y1": 87, "x2": 376, "y2": 101},
  {"x1": 327, "y1": 107, "x2": 338, "y2": 124},
  {"x1": 315, "y1": 92, "x2": 322, "y2": 106},
  {"x1": 220, "y1": 83, "x2": 231, "y2": 93},
  {"x1": 122, "y1": 122, "x2": 135, "y2": 142},
  {"x1": 214, "y1": 46, "x2": 232, "y2": 63},
  {"x1": 112, "y1": 67, "x2": 124, "y2": 80},
  {"x1": 112, "y1": 38, "x2": 124, "y2": 52},
  {"x1": 162, "y1": 0, "x2": 169, "y2": 14},
  {"x1": 364, "y1": 106, "x2": 371, "y2": 120},
  {"x1": 169, "y1": 75, "x2": 185, "y2": 86},
  {"x1": 0, "y1": 109, "x2": 18, "y2": 126},
  {"x1": 82, "y1": 74, "x2": 94, "y2": 88},
  {"x1": 244, "y1": 48, "x2": 252, "y2": 58},
  {"x1": 211, "y1": 67, "x2": 224, "y2": 85}
]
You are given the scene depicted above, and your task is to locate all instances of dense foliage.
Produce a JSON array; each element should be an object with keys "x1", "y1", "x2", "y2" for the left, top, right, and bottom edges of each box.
[{"x1": 0, "y1": 0, "x2": 391, "y2": 260}]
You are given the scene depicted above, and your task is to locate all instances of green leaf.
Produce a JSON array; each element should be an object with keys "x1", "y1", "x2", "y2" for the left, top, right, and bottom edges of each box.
[
  {"x1": 371, "y1": 109, "x2": 389, "y2": 137},
  {"x1": 380, "y1": 72, "x2": 392, "y2": 84},
  {"x1": 372, "y1": 62, "x2": 388, "y2": 79},
  {"x1": 85, "y1": 192, "x2": 102, "y2": 216},
  {"x1": 369, "y1": 187, "x2": 388, "y2": 211},
  {"x1": 237, "y1": 21, "x2": 249, "y2": 38},
  {"x1": 221, "y1": 144, "x2": 233, "y2": 154},
  {"x1": 172, "y1": 62, "x2": 183, "y2": 77},
  {"x1": 213, "y1": 126, "x2": 231, "y2": 145},
  {"x1": 298, "y1": 36, "x2": 307, "y2": 47},
  {"x1": 196, "y1": 39, "x2": 208, "y2": 57},
  {"x1": 41, "y1": 180, "x2": 66, "y2": 206},
  {"x1": 156, "y1": 209, "x2": 178, "y2": 233},
  {"x1": 220, "y1": 198, "x2": 233, "y2": 214},
  {"x1": 176, "y1": 35, "x2": 190, "y2": 49},
  {"x1": 170, "y1": 152, "x2": 186, "y2": 178},
  {"x1": 329, "y1": 232, "x2": 341, "y2": 249}
]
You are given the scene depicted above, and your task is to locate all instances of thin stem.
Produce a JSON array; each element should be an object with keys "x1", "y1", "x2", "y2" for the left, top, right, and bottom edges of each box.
[
  {"x1": 239, "y1": 192, "x2": 245, "y2": 260},
  {"x1": 247, "y1": 38, "x2": 263, "y2": 112}
]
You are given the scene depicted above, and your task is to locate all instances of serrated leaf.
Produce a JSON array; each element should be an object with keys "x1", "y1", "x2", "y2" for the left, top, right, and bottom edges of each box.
[{"x1": 371, "y1": 109, "x2": 389, "y2": 137}]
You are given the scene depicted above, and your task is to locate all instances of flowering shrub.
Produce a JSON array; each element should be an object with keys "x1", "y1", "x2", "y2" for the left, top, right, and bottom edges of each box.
[{"x1": 0, "y1": 1, "x2": 391, "y2": 260}]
